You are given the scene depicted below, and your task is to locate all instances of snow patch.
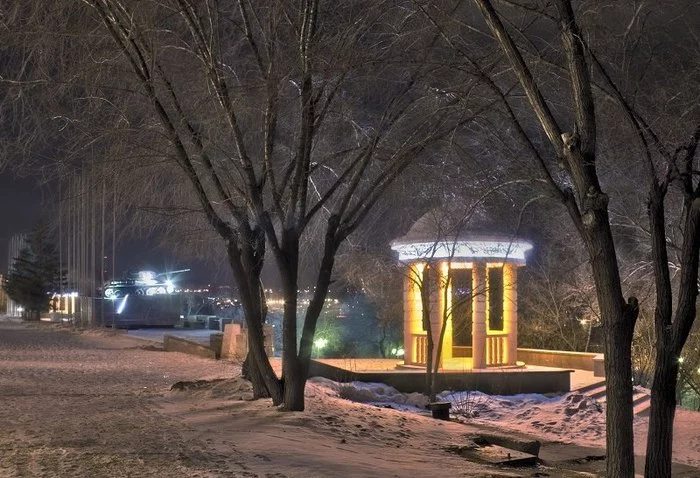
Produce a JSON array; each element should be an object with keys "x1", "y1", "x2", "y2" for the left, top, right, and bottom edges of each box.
[
  {"x1": 311, "y1": 378, "x2": 609, "y2": 446},
  {"x1": 309, "y1": 377, "x2": 428, "y2": 409}
]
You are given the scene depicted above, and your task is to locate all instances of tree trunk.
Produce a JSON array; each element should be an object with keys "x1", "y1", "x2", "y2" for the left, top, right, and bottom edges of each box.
[
  {"x1": 420, "y1": 269, "x2": 436, "y2": 401},
  {"x1": 279, "y1": 221, "x2": 341, "y2": 411},
  {"x1": 425, "y1": 330, "x2": 435, "y2": 402},
  {"x1": 298, "y1": 227, "x2": 340, "y2": 381},
  {"x1": 581, "y1": 187, "x2": 638, "y2": 478},
  {"x1": 279, "y1": 230, "x2": 304, "y2": 411},
  {"x1": 586, "y1": 241, "x2": 637, "y2": 478},
  {"x1": 645, "y1": 197, "x2": 700, "y2": 476},
  {"x1": 433, "y1": 279, "x2": 451, "y2": 392},
  {"x1": 644, "y1": 339, "x2": 679, "y2": 477},
  {"x1": 279, "y1": 268, "x2": 305, "y2": 410},
  {"x1": 226, "y1": 239, "x2": 283, "y2": 405},
  {"x1": 240, "y1": 286, "x2": 282, "y2": 404},
  {"x1": 242, "y1": 352, "x2": 271, "y2": 399},
  {"x1": 603, "y1": 312, "x2": 636, "y2": 476},
  {"x1": 282, "y1": 359, "x2": 306, "y2": 412}
]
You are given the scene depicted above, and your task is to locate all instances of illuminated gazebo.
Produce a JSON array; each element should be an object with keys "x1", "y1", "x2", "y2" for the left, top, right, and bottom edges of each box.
[{"x1": 391, "y1": 213, "x2": 532, "y2": 370}]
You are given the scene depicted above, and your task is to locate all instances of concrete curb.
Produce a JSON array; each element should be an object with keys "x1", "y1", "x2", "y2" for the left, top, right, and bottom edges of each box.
[{"x1": 163, "y1": 334, "x2": 216, "y2": 360}]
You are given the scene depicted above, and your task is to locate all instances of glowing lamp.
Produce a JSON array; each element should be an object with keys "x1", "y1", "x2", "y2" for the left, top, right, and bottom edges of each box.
[{"x1": 314, "y1": 338, "x2": 328, "y2": 349}]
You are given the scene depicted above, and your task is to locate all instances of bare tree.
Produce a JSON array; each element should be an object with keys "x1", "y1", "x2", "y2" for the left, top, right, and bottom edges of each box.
[
  {"x1": 520, "y1": 251, "x2": 601, "y2": 353},
  {"x1": 2, "y1": 0, "x2": 486, "y2": 410},
  {"x1": 418, "y1": 1, "x2": 700, "y2": 475},
  {"x1": 337, "y1": 250, "x2": 404, "y2": 358}
]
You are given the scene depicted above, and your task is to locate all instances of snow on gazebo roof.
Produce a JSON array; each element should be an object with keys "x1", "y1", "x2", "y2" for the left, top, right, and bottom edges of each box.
[{"x1": 390, "y1": 209, "x2": 532, "y2": 263}]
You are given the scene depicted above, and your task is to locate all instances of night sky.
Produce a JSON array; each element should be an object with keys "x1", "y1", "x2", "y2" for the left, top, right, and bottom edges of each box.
[
  {"x1": 0, "y1": 171, "x2": 44, "y2": 273},
  {"x1": 0, "y1": 170, "x2": 222, "y2": 285}
]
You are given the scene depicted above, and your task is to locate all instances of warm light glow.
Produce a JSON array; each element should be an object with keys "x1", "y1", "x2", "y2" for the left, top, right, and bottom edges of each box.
[
  {"x1": 392, "y1": 239, "x2": 532, "y2": 262},
  {"x1": 440, "y1": 261, "x2": 450, "y2": 276},
  {"x1": 413, "y1": 262, "x2": 425, "y2": 276},
  {"x1": 408, "y1": 263, "x2": 424, "y2": 335},
  {"x1": 396, "y1": 234, "x2": 527, "y2": 368}
]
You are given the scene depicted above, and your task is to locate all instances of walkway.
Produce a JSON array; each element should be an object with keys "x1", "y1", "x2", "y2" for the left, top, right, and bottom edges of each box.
[{"x1": 126, "y1": 327, "x2": 220, "y2": 346}]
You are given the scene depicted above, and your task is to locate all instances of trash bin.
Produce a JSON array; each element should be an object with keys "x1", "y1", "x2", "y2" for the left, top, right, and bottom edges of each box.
[{"x1": 429, "y1": 401, "x2": 451, "y2": 420}]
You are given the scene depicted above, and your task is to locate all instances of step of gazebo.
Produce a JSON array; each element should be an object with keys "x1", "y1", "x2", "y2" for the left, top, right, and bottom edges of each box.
[
  {"x1": 575, "y1": 380, "x2": 606, "y2": 395},
  {"x1": 575, "y1": 380, "x2": 652, "y2": 416}
]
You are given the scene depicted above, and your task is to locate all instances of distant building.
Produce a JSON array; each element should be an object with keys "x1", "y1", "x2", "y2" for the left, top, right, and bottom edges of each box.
[{"x1": 6, "y1": 234, "x2": 27, "y2": 316}]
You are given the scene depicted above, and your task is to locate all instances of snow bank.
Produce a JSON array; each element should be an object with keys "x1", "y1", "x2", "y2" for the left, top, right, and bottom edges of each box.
[
  {"x1": 311, "y1": 377, "x2": 700, "y2": 467},
  {"x1": 308, "y1": 377, "x2": 429, "y2": 409},
  {"x1": 310, "y1": 378, "x2": 607, "y2": 446}
]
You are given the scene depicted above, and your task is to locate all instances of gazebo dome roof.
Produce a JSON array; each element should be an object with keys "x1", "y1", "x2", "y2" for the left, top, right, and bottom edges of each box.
[{"x1": 390, "y1": 210, "x2": 532, "y2": 263}]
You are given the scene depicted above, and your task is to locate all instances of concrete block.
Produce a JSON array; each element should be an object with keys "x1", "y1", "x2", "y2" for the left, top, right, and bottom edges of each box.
[
  {"x1": 468, "y1": 443, "x2": 537, "y2": 467},
  {"x1": 593, "y1": 354, "x2": 605, "y2": 377},
  {"x1": 221, "y1": 323, "x2": 246, "y2": 361},
  {"x1": 209, "y1": 333, "x2": 224, "y2": 359},
  {"x1": 477, "y1": 433, "x2": 540, "y2": 457},
  {"x1": 263, "y1": 324, "x2": 274, "y2": 356},
  {"x1": 221, "y1": 323, "x2": 274, "y2": 360},
  {"x1": 163, "y1": 335, "x2": 216, "y2": 359}
]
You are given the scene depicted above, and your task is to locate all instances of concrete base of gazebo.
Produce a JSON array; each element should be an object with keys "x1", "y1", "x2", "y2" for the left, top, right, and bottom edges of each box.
[
  {"x1": 396, "y1": 357, "x2": 525, "y2": 372},
  {"x1": 308, "y1": 358, "x2": 573, "y2": 395}
]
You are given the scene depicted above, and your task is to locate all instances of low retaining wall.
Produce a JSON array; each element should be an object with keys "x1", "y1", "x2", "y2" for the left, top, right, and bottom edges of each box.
[
  {"x1": 308, "y1": 360, "x2": 571, "y2": 395},
  {"x1": 517, "y1": 348, "x2": 603, "y2": 376},
  {"x1": 448, "y1": 347, "x2": 605, "y2": 377},
  {"x1": 164, "y1": 335, "x2": 216, "y2": 359}
]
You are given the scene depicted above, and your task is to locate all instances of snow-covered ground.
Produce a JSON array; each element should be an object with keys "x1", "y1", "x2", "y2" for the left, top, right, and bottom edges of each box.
[
  {"x1": 1, "y1": 319, "x2": 698, "y2": 477},
  {"x1": 308, "y1": 378, "x2": 700, "y2": 469}
]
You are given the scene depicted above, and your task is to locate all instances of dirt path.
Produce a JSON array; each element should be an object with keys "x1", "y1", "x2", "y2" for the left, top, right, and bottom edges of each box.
[
  {"x1": 0, "y1": 323, "x2": 530, "y2": 477},
  {"x1": 2, "y1": 322, "x2": 697, "y2": 477},
  {"x1": 0, "y1": 323, "x2": 244, "y2": 477}
]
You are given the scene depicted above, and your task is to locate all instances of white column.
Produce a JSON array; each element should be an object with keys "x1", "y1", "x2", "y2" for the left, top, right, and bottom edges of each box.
[
  {"x1": 503, "y1": 263, "x2": 518, "y2": 365},
  {"x1": 403, "y1": 266, "x2": 415, "y2": 365},
  {"x1": 429, "y1": 261, "x2": 453, "y2": 369},
  {"x1": 472, "y1": 262, "x2": 487, "y2": 369},
  {"x1": 403, "y1": 263, "x2": 425, "y2": 365},
  {"x1": 428, "y1": 265, "x2": 441, "y2": 369}
]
